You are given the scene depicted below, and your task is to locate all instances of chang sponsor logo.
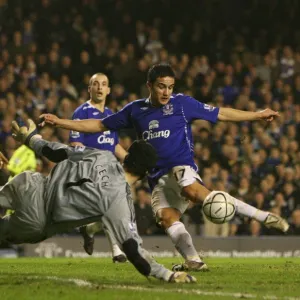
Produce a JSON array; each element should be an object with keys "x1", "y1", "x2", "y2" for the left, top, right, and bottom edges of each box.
[
  {"x1": 142, "y1": 120, "x2": 170, "y2": 141},
  {"x1": 97, "y1": 131, "x2": 114, "y2": 145},
  {"x1": 97, "y1": 135, "x2": 114, "y2": 145},
  {"x1": 142, "y1": 129, "x2": 170, "y2": 140}
]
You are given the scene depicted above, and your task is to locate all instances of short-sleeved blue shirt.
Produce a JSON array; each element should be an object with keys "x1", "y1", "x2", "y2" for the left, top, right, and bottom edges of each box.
[
  {"x1": 102, "y1": 94, "x2": 219, "y2": 188},
  {"x1": 69, "y1": 101, "x2": 118, "y2": 153}
]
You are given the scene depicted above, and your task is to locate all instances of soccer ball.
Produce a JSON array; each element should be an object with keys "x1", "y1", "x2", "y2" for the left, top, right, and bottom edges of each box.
[{"x1": 202, "y1": 191, "x2": 236, "y2": 224}]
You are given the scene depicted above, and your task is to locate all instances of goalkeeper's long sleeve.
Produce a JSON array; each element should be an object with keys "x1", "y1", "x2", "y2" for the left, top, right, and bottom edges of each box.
[{"x1": 29, "y1": 137, "x2": 98, "y2": 163}]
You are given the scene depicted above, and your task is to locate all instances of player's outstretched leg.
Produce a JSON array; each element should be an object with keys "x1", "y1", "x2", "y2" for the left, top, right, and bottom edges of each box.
[
  {"x1": 182, "y1": 180, "x2": 289, "y2": 233},
  {"x1": 204, "y1": 191, "x2": 289, "y2": 233},
  {"x1": 263, "y1": 213, "x2": 289, "y2": 232}
]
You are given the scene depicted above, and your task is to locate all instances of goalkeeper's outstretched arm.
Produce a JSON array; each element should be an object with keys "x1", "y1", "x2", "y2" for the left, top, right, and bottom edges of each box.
[{"x1": 11, "y1": 119, "x2": 95, "y2": 164}]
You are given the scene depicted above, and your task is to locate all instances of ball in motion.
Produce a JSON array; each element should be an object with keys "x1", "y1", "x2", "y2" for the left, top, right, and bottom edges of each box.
[{"x1": 202, "y1": 191, "x2": 236, "y2": 224}]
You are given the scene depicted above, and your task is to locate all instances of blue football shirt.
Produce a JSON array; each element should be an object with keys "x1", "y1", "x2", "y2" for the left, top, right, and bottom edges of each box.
[
  {"x1": 69, "y1": 101, "x2": 118, "y2": 153},
  {"x1": 102, "y1": 94, "x2": 219, "y2": 188}
]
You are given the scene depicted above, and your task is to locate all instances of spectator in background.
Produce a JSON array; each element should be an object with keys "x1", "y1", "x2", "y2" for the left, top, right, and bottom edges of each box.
[
  {"x1": 112, "y1": 51, "x2": 135, "y2": 87},
  {"x1": 256, "y1": 54, "x2": 272, "y2": 83},
  {"x1": 7, "y1": 144, "x2": 36, "y2": 180},
  {"x1": 22, "y1": 20, "x2": 35, "y2": 45},
  {"x1": 270, "y1": 192, "x2": 290, "y2": 219},
  {"x1": 8, "y1": 31, "x2": 27, "y2": 57},
  {"x1": 290, "y1": 210, "x2": 300, "y2": 235},
  {"x1": 60, "y1": 56, "x2": 74, "y2": 83},
  {"x1": 73, "y1": 51, "x2": 93, "y2": 85},
  {"x1": 249, "y1": 220, "x2": 261, "y2": 237},
  {"x1": 218, "y1": 75, "x2": 239, "y2": 105},
  {"x1": 145, "y1": 29, "x2": 163, "y2": 63},
  {"x1": 280, "y1": 46, "x2": 295, "y2": 82}
]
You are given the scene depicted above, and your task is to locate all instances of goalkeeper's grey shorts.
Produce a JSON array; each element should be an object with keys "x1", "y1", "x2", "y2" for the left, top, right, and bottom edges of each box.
[{"x1": 101, "y1": 193, "x2": 142, "y2": 248}]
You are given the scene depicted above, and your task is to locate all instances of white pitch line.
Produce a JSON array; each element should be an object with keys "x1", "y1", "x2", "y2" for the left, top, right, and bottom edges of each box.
[{"x1": 27, "y1": 276, "x2": 300, "y2": 300}]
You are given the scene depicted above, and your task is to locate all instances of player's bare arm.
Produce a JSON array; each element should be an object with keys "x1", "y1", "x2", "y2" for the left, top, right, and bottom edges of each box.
[
  {"x1": 114, "y1": 144, "x2": 128, "y2": 163},
  {"x1": 39, "y1": 114, "x2": 108, "y2": 133},
  {"x1": 218, "y1": 107, "x2": 280, "y2": 122}
]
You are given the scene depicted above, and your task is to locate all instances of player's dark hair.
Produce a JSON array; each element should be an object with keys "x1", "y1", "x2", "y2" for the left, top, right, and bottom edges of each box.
[
  {"x1": 123, "y1": 140, "x2": 157, "y2": 179},
  {"x1": 147, "y1": 64, "x2": 175, "y2": 83}
]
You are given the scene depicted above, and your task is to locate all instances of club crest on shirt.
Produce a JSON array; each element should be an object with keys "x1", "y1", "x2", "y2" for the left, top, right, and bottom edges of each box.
[
  {"x1": 162, "y1": 103, "x2": 173, "y2": 115},
  {"x1": 204, "y1": 104, "x2": 216, "y2": 112}
]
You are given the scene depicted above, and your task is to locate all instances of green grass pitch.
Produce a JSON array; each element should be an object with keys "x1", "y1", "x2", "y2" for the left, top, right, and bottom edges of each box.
[{"x1": 0, "y1": 258, "x2": 299, "y2": 300}]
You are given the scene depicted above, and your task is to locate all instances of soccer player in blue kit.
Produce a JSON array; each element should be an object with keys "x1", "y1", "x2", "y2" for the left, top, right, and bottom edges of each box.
[
  {"x1": 41, "y1": 64, "x2": 289, "y2": 272},
  {"x1": 69, "y1": 73, "x2": 128, "y2": 262}
]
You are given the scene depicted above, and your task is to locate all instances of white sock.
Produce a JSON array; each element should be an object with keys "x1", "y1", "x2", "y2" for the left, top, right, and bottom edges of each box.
[
  {"x1": 86, "y1": 222, "x2": 102, "y2": 237},
  {"x1": 112, "y1": 244, "x2": 124, "y2": 257},
  {"x1": 232, "y1": 197, "x2": 268, "y2": 222},
  {"x1": 166, "y1": 221, "x2": 201, "y2": 262}
]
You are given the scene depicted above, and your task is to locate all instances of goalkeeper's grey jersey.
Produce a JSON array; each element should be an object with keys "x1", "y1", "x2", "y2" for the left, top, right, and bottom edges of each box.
[{"x1": 32, "y1": 140, "x2": 129, "y2": 224}]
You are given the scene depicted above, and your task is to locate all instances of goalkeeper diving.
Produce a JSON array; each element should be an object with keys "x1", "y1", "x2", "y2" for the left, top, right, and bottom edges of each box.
[{"x1": 0, "y1": 119, "x2": 195, "y2": 283}]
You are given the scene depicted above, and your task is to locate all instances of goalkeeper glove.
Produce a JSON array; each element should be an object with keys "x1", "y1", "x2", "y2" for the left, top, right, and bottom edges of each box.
[{"x1": 11, "y1": 119, "x2": 41, "y2": 146}]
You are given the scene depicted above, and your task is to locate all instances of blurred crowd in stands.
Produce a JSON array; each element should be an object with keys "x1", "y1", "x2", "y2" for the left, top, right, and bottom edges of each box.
[{"x1": 0, "y1": 0, "x2": 300, "y2": 236}]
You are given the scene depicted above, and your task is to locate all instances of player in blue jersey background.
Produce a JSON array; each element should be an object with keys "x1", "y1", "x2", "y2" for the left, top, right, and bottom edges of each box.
[
  {"x1": 41, "y1": 64, "x2": 289, "y2": 272},
  {"x1": 69, "y1": 73, "x2": 128, "y2": 263}
]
